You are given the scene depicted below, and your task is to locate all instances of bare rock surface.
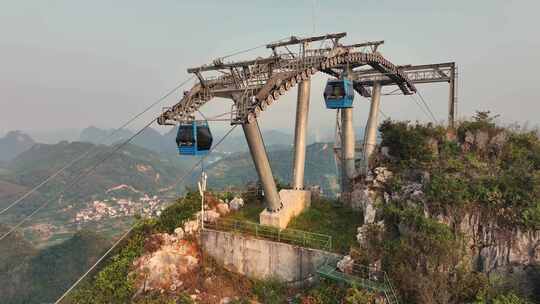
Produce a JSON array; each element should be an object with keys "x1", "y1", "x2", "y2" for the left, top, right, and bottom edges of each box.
[
  {"x1": 184, "y1": 220, "x2": 200, "y2": 235},
  {"x1": 337, "y1": 255, "x2": 354, "y2": 274},
  {"x1": 229, "y1": 197, "x2": 244, "y2": 211},
  {"x1": 216, "y1": 203, "x2": 230, "y2": 215},
  {"x1": 132, "y1": 234, "x2": 200, "y2": 295}
]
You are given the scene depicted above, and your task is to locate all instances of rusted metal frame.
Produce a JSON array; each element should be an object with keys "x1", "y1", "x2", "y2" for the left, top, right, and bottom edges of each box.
[
  {"x1": 187, "y1": 57, "x2": 278, "y2": 73},
  {"x1": 266, "y1": 32, "x2": 346, "y2": 49}
]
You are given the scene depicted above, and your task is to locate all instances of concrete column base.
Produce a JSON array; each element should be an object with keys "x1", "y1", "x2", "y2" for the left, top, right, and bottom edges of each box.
[{"x1": 260, "y1": 189, "x2": 311, "y2": 229}]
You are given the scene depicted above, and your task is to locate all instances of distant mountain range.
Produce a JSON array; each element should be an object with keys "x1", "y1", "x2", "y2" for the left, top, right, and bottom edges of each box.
[
  {"x1": 0, "y1": 140, "x2": 198, "y2": 247},
  {"x1": 79, "y1": 126, "x2": 298, "y2": 154},
  {"x1": 205, "y1": 142, "x2": 339, "y2": 196},
  {"x1": 0, "y1": 125, "x2": 340, "y2": 251},
  {"x1": 0, "y1": 131, "x2": 35, "y2": 161}
]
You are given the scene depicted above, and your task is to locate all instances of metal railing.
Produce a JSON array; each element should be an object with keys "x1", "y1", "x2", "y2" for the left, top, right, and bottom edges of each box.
[
  {"x1": 318, "y1": 255, "x2": 400, "y2": 304},
  {"x1": 203, "y1": 218, "x2": 332, "y2": 251}
]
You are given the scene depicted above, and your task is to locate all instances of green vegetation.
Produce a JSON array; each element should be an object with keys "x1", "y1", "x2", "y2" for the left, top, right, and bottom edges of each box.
[
  {"x1": 224, "y1": 193, "x2": 362, "y2": 253},
  {"x1": 68, "y1": 193, "x2": 201, "y2": 303},
  {"x1": 379, "y1": 112, "x2": 540, "y2": 230},
  {"x1": 207, "y1": 142, "x2": 339, "y2": 196},
  {"x1": 3, "y1": 114, "x2": 538, "y2": 303},
  {"x1": 359, "y1": 112, "x2": 540, "y2": 303},
  {"x1": 288, "y1": 198, "x2": 363, "y2": 253},
  {"x1": 251, "y1": 278, "x2": 287, "y2": 304},
  {"x1": 0, "y1": 228, "x2": 110, "y2": 304}
]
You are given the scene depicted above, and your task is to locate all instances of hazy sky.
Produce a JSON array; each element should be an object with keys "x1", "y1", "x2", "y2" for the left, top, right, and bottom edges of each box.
[{"x1": 1, "y1": 0, "x2": 539, "y2": 140}]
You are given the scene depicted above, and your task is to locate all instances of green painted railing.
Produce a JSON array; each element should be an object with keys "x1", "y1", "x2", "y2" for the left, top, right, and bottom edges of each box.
[
  {"x1": 317, "y1": 256, "x2": 399, "y2": 304},
  {"x1": 203, "y1": 218, "x2": 332, "y2": 251}
]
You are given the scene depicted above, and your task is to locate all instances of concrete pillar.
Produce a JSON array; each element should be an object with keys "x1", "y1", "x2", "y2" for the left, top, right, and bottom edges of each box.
[
  {"x1": 242, "y1": 119, "x2": 282, "y2": 211},
  {"x1": 292, "y1": 79, "x2": 311, "y2": 190},
  {"x1": 341, "y1": 108, "x2": 356, "y2": 192},
  {"x1": 364, "y1": 82, "x2": 381, "y2": 168}
]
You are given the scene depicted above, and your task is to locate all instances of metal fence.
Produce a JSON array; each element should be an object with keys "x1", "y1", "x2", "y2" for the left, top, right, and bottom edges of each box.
[
  {"x1": 320, "y1": 255, "x2": 399, "y2": 304},
  {"x1": 203, "y1": 218, "x2": 332, "y2": 251}
]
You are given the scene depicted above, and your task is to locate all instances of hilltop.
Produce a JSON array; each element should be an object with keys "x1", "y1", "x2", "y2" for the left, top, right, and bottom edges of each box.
[
  {"x1": 0, "y1": 130, "x2": 35, "y2": 161},
  {"x1": 55, "y1": 114, "x2": 539, "y2": 303}
]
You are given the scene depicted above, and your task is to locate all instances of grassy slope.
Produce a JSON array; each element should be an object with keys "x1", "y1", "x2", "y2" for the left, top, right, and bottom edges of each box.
[
  {"x1": 223, "y1": 195, "x2": 363, "y2": 254},
  {"x1": 0, "y1": 227, "x2": 110, "y2": 304}
]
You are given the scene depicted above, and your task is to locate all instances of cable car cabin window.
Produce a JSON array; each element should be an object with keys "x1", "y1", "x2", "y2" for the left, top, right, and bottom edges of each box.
[
  {"x1": 324, "y1": 82, "x2": 346, "y2": 99},
  {"x1": 196, "y1": 126, "x2": 213, "y2": 150},
  {"x1": 176, "y1": 125, "x2": 194, "y2": 146}
]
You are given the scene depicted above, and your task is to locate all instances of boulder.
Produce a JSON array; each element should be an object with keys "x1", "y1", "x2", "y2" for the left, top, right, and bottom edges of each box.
[
  {"x1": 489, "y1": 131, "x2": 507, "y2": 156},
  {"x1": 337, "y1": 255, "x2": 354, "y2": 274},
  {"x1": 350, "y1": 186, "x2": 377, "y2": 224},
  {"x1": 131, "y1": 237, "x2": 199, "y2": 294},
  {"x1": 380, "y1": 146, "x2": 392, "y2": 159},
  {"x1": 174, "y1": 227, "x2": 184, "y2": 240},
  {"x1": 216, "y1": 203, "x2": 230, "y2": 215},
  {"x1": 357, "y1": 221, "x2": 385, "y2": 247},
  {"x1": 204, "y1": 210, "x2": 221, "y2": 223},
  {"x1": 427, "y1": 137, "x2": 439, "y2": 157},
  {"x1": 184, "y1": 220, "x2": 200, "y2": 235},
  {"x1": 462, "y1": 130, "x2": 475, "y2": 152},
  {"x1": 474, "y1": 130, "x2": 490, "y2": 151},
  {"x1": 373, "y1": 167, "x2": 392, "y2": 188},
  {"x1": 229, "y1": 197, "x2": 244, "y2": 211},
  {"x1": 220, "y1": 297, "x2": 232, "y2": 304}
]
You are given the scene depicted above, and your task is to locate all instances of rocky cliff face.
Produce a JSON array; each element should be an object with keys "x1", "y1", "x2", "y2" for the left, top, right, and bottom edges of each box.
[
  {"x1": 448, "y1": 212, "x2": 539, "y2": 273},
  {"x1": 349, "y1": 120, "x2": 539, "y2": 277}
]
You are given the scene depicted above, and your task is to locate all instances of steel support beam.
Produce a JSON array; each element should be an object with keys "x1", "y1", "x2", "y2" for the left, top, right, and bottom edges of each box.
[
  {"x1": 242, "y1": 119, "x2": 282, "y2": 212},
  {"x1": 292, "y1": 79, "x2": 311, "y2": 190},
  {"x1": 364, "y1": 82, "x2": 381, "y2": 168},
  {"x1": 448, "y1": 64, "x2": 456, "y2": 129},
  {"x1": 341, "y1": 108, "x2": 356, "y2": 192}
]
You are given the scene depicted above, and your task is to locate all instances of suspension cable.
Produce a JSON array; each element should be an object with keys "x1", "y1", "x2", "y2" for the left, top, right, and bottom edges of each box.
[
  {"x1": 0, "y1": 119, "x2": 156, "y2": 241},
  {"x1": 379, "y1": 109, "x2": 389, "y2": 120},
  {"x1": 53, "y1": 125, "x2": 238, "y2": 303},
  {"x1": 0, "y1": 76, "x2": 194, "y2": 217},
  {"x1": 12, "y1": 124, "x2": 239, "y2": 234},
  {"x1": 409, "y1": 94, "x2": 434, "y2": 123},
  {"x1": 217, "y1": 37, "x2": 290, "y2": 61},
  {"x1": 416, "y1": 91, "x2": 438, "y2": 123},
  {"x1": 2, "y1": 36, "x2": 265, "y2": 223},
  {"x1": 53, "y1": 224, "x2": 136, "y2": 304}
]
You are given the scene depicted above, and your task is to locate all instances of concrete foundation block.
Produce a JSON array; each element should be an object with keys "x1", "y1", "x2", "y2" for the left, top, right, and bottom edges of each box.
[{"x1": 260, "y1": 189, "x2": 311, "y2": 229}]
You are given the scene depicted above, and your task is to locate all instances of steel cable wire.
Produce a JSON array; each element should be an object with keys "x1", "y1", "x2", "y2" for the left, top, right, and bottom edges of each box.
[
  {"x1": 53, "y1": 125, "x2": 238, "y2": 303},
  {"x1": 0, "y1": 119, "x2": 156, "y2": 241},
  {"x1": 0, "y1": 76, "x2": 194, "y2": 216}
]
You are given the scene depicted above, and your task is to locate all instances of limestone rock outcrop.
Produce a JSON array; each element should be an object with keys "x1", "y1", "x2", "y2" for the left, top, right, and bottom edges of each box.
[{"x1": 132, "y1": 233, "x2": 200, "y2": 295}]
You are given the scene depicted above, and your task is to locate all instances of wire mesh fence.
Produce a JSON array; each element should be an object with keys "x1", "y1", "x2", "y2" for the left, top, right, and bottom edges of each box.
[{"x1": 203, "y1": 218, "x2": 332, "y2": 251}]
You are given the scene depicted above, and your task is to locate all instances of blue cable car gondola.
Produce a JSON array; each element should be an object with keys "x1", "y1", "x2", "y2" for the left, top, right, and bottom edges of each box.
[
  {"x1": 323, "y1": 78, "x2": 355, "y2": 109},
  {"x1": 176, "y1": 120, "x2": 213, "y2": 156}
]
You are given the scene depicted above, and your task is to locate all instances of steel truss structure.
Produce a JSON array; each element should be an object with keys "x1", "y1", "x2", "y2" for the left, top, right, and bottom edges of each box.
[
  {"x1": 157, "y1": 32, "x2": 416, "y2": 126},
  {"x1": 157, "y1": 32, "x2": 457, "y2": 212},
  {"x1": 353, "y1": 62, "x2": 458, "y2": 127}
]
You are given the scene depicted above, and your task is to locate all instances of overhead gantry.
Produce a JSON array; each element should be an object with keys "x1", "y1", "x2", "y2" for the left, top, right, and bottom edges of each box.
[
  {"x1": 353, "y1": 62, "x2": 457, "y2": 127},
  {"x1": 157, "y1": 32, "x2": 420, "y2": 227}
]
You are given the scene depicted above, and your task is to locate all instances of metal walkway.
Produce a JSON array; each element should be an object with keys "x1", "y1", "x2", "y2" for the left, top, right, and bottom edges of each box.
[{"x1": 316, "y1": 256, "x2": 400, "y2": 304}]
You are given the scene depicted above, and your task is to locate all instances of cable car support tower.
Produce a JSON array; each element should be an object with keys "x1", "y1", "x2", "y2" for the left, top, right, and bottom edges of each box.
[{"x1": 158, "y1": 32, "x2": 456, "y2": 228}]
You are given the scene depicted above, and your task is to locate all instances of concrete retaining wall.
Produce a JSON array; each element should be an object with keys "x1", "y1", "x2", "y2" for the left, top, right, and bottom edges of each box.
[{"x1": 201, "y1": 229, "x2": 338, "y2": 283}]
